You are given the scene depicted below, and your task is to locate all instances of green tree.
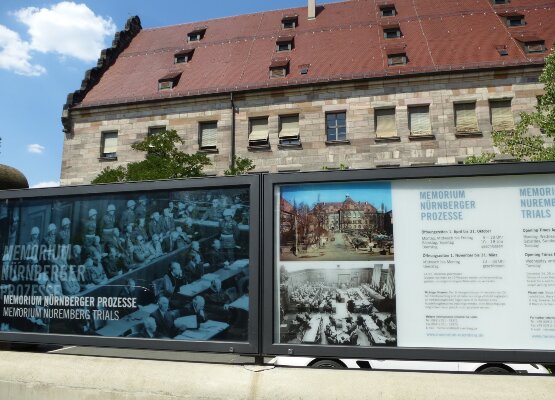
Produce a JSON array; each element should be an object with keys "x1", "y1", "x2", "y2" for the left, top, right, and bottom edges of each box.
[
  {"x1": 224, "y1": 156, "x2": 255, "y2": 176},
  {"x1": 92, "y1": 130, "x2": 212, "y2": 183},
  {"x1": 465, "y1": 48, "x2": 555, "y2": 164}
]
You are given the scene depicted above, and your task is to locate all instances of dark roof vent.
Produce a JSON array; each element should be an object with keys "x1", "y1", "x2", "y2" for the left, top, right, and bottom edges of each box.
[{"x1": 496, "y1": 45, "x2": 509, "y2": 56}]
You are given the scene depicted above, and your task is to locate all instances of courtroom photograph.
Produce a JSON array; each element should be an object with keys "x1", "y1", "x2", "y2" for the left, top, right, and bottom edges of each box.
[
  {"x1": 279, "y1": 181, "x2": 393, "y2": 262},
  {"x1": 0, "y1": 187, "x2": 251, "y2": 342},
  {"x1": 278, "y1": 262, "x2": 397, "y2": 347}
]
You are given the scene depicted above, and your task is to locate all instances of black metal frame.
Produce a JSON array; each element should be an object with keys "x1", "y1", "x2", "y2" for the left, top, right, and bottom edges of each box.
[
  {"x1": 262, "y1": 162, "x2": 555, "y2": 363},
  {"x1": 0, "y1": 175, "x2": 261, "y2": 354}
]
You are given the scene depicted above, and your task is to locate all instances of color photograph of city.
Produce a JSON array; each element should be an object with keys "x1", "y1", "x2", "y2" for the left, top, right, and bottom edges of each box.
[{"x1": 279, "y1": 181, "x2": 393, "y2": 261}]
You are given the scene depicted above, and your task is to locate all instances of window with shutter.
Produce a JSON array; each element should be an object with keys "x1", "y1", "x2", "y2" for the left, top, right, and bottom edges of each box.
[
  {"x1": 249, "y1": 117, "x2": 269, "y2": 146},
  {"x1": 525, "y1": 41, "x2": 546, "y2": 53},
  {"x1": 279, "y1": 115, "x2": 300, "y2": 145},
  {"x1": 388, "y1": 53, "x2": 407, "y2": 66},
  {"x1": 454, "y1": 103, "x2": 479, "y2": 133},
  {"x1": 490, "y1": 100, "x2": 514, "y2": 131},
  {"x1": 375, "y1": 108, "x2": 397, "y2": 138},
  {"x1": 409, "y1": 106, "x2": 432, "y2": 136},
  {"x1": 200, "y1": 122, "x2": 218, "y2": 150},
  {"x1": 101, "y1": 131, "x2": 118, "y2": 159}
]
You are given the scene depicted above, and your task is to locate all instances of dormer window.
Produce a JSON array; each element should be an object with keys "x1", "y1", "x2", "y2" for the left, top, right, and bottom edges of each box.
[
  {"x1": 388, "y1": 53, "x2": 407, "y2": 66},
  {"x1": 174, "y1": 49, "x2": 194, "y2": 64},
  {"x1": 498, "y1": 12, "x2": 525, "y2": 27},
  {"x1": 496, "y1": 45, "x2": 509, "y2": 56},
  {"x1": 188, "y1": 27, "x2": 206, "y2": 42},
  {"x1": 282, "y1": 15, "x2": 298, "y2": 29},
  {"x1": 299, "y1": 64, "x2": 310, "y2": 75},
  {"x1": 380, "y1": 5, "x2": 396, "y2": 17},
  {"x1": 158, "y1": 71, "x2": 182, "y2": 90},
  {"x1": 270, "y1": 59, "x2": 289, "y2": 78},
  {"x1": 525, "y1": 41, "x2": 546, "y2": 53},
  {"x1": 493, "y1": 0, "x2": 509, "y2": 4},
  {"x1": 276, "y1": 35, "x2": 294, "y2": 52},
  {"x1": 383, "y1": 26, "x2": 402, "y2": 39}
]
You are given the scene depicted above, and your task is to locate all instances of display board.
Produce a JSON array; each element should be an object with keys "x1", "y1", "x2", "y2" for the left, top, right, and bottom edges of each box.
[
  {"x1": 264, "y1": 164, "x2": 555, "y2": 362},
  {"x1": 0, "y1": 177, "x2": 259, "y2": 353}
]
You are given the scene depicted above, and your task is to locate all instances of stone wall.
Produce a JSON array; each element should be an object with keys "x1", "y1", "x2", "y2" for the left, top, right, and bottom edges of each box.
[{"x1": 61, "y1": 66, "x2": 544, "y2": 186}]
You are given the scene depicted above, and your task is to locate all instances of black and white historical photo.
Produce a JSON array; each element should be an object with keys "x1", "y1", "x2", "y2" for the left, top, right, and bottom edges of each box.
[
  {"x1": 0, "y1": 187, "x2": 251, "y2": 342},
  {"x1": 278, "y1": 263, "x2": 396, "y2": 347},
  {"x1": 279, "y1": 182, "x2": 393, "y2": 261}
]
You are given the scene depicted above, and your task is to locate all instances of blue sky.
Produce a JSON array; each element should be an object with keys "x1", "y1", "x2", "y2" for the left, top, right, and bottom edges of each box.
[
  {"x1": 0, "y1": 0, "x2": 344, "y2": 188},
  {"x1": 281, "y1": 181, "x2": 392, "y2": 211}
]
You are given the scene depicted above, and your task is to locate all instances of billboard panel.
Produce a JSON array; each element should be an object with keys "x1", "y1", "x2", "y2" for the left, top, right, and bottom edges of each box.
[
  {"x1": 266, "y1": 165, "x2": 555, "y2": 362},
  {"x1": 0, "y1": 177, "x2": 258, "y2": 352}
]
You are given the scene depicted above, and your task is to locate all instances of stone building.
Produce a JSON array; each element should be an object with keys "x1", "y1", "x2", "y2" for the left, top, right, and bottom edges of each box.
[{"x1": 61, "y1": 0, "x2": 555, "y2": 185}]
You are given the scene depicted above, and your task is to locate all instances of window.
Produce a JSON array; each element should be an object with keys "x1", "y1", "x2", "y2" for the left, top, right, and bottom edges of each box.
[
  {"x1": 388, "y1": 53, "x2": 407, "y2": 66},
  {"x1": 199, "y1": 121, "x2": 218, "y2": 150},
  {"x1": 299, "y1": 64, "x2": 310, "y2": 75},
  {"x1": 493, "y1": 0, "x2": 509, "y2": 4},
  {"x1": 281, "y1": 15, "x2": 298, "y2": 29},
  {"x1": 174, "y1": 49, "x2": 194, "y2": 64},
  {"x1": 490, "y1": 100, "x2": 514, "y2": 131},
  {"x1": 249, "y1": 117, "x2": 270, "y2": 147},
  {"x1": 380, "y1": 5, "x2": 396, "y2": 17},
  {"x1": 496, "y1": 45, "x2": 509, "y2": 56},
  {"x1": 409, "y1": 106, "x2": 432, "y2": 136},
  {"x1": 454, "y1": 102, "x2": 479, "y2": 134},
  {"x1": 101, "y1": 131, "x2": 118, "y2": 159},
  {"x1": 384, "y1": 27, "x2": 401, "y2": 39},
  {"x1": 506, "y1": 16, "x2": 524, "y2": 27},
  {"x1": 375, "y1": 108, "x2": 397, "y2": 138},
  {"x1": 279, "y1": 115, "x2": 300, "y2": 146},
  {"x1": 188, "y1": 27, "x2": 206, "y2": 42},
  {"x1": 326, "y1": 112, "x2": 347, "y2": 142},
  {"x1": 148, "y1": 126, "x2": 166, "y2": 137},
  {"x1": 158, "y1": 72, "x2": 182, "y2": 90},
  {"x1": 276, "y1": 36, "x2": 294, "y2": 52},
  {"x1": 525, "y1": 41, "x2": 546, "y2": 53},
  {"x1": 270, "y1": 59, "x2": 289, "y2": 78}
]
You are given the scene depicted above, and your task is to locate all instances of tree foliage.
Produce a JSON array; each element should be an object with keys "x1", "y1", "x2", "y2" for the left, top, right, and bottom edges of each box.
[
  {"x1": 465, "y1": 48, "x2": 555, "y2": 164},
  {"x1": 92, "y1": 130, "x2": 212, "y2": 184},
  {"x1": 224, "y1": 156, "x2": 255, "y2": 176}
]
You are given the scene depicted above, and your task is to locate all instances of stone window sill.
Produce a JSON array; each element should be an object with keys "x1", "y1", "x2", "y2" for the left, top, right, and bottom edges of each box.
[
  {"x1": 375, "y1": 136, "x2": 401, "y2": 143},
  {"x1": 408, "y1": 134, "x2": 435, "y2": 141},
  {"x1": 325, "y1": 140, "x2": 351, "y2": 146},
  {"x1": 197, "y1": 148, "x2": 219, "y2": 154},
  {"x1": 98, "y1": 156, "x2": 118, "y2": 162},
  {"x1": 455, "y1": 131, "x2": 483, "y2": 138}
]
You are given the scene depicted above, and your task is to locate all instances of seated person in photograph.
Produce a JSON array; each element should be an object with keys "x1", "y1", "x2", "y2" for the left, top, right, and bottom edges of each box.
[
  {"x1": 162, "y1": 207, "x2": 176, "y2": 235},
  {"x1": 68, "y1": 244, "x2": 83, "y2": 269},
  {"x1": 102, "y1": 246, "x2": 124, "y2": 278},
  {"x1": 206, "y1": 279, "x2": 236, "y2": 308},
  {"x1": 104, "y1": 227, "x2": 126, "y2": 255},
  {"x1": 131, "y1": 316, "x2": 160, "y2": 339},
  {"x1": 83, "y1": 208, "x2": 98, "y2": 244},
  {"x1": 148, "y1": 212, "x2": 164, "y2": 239},
  {"x1": 135, "y1": 196, "x2": 148, "y2": 220},
  {"x1": 118, "y1": 278, "x2": 153, "y2": 313},
  {"x1": 206, "y1": 239, "x2": 227, "y2": 271},
  {"x1": 133, "y1": 218, "x2": 149, "y2": 243},
  {"x1": 59, "y1": 263, "x2": 82, "y2": 296},
  {"x1": 57, "y1": 217, "x2": 71, "y2": 247},
  {"x1": 161, "y1": 261, "x2": 188, "y2": 299},
  {"x1": 164, "y1": 228, "x2": 189, "y2": 253},
  {"x1": 181, "y1": 217, "x2": 198, "y2": 241},
  {"x1": 184, "y1": 256, "x2": 205, "y2": 283},
  {"x1": 133, "y1": 235, "x2": 155, "y2": 264},
  {"x1": 175, "y1": 295, "x2": 207, "y2": 331},
  {"x1": 42, "y1": 223, "x2": 57, "y2": 248},
  {"x1": 176, "y1": 201, "x2": 187, "y2": 220},
  {"x1": 202, "y1": 198, "x2": 224, "y2": 221},
  {"x1": 150, "y1": 295, "x2": 180, "y2": 338},
  {"x1": 148, "y1": 233, "x2": 165, "y2": 258},
  {"x1": 82, "y1": 257, "x2": 108, "y2": 288},
  {"x1": 101, "y1": 204, "x2": 117, "y2": 243}
]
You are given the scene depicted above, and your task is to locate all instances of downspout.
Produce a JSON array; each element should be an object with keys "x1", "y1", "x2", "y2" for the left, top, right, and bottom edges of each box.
[{"x1": 230, "y1": 92, "x2": 236, "y2": 171}]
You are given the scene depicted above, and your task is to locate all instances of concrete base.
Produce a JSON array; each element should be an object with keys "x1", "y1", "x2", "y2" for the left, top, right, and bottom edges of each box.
[{"x1": 0, "y1": 351, "x2": 554, "y2": 400}]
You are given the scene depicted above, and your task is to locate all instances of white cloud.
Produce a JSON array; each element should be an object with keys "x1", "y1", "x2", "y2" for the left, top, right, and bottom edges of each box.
[
  {"x1": 27, "y1": 144, "x2": 45, "y2": 154},
  {"x1": 0, "y1": 24, "x2": 45, "y2": 76},
  {"x1": 31, "y1": 180, "x2": 60, "y2": 188},
  {"x1": 14, "y1": 2, "x2": 116, "y2": 62}
]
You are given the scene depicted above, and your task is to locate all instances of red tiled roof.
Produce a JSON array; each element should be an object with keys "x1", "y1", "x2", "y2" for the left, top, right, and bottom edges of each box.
[{"x1": 74, "y1": 0, "x2": 555, "y2": 109}]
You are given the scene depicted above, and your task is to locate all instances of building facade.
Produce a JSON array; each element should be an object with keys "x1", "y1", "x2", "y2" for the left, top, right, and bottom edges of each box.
[{"x1": 61, "y1": 0, "x2": 555, "y2": 185}]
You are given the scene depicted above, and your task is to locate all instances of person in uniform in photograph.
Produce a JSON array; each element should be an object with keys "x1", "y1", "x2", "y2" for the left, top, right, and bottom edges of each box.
[
  {"x1": 161, "y1": 208, "x2": 175, "y2": 235},
  {"x1": 202, "y1": 198, "x2": 223, "y2": 221},
  {"x1": 57, "y1": 217, "x2": 71, "y2": 246},
  {"x1": 7, "y1": 212, "x2": 19, "y2": 247},
  {"x1": 26, "y1": 226, "x2": 40, "y2": 263},
  {"x1": 135, "y1": 196, "x2": 148, "y2": 220},
  {"x1": 220, "y1": 209, "x2": 239, "y2": 261},
  {"x1": 184, "y1": 255, "x2": 205, "y2": 282},
  {"x1": 133, "y1": 235, "x2": 154, "y2": 264},
  {"x1": 148, "y1": 233, "x2": 165, "y2": 258},
  {"x1": 105, "y1": 227, "x2": 126, "y2": 254},
  {"x1": 83, "y1": 208, "x2": 98, "y2": 249},
  {"x1": 181, "y1": 217, "x2": 198, "y2": 241},
  {"x1": 102, "y1": 246, "x2": 123, "y2": 278},
  {"x1": 205, "y1": 279, "x2": 236, "y2": 321},
  {"x1": 42, "y1": 223, "x2": 57, "y2": 248},
  {"x1": 206, "y1": 239, "x2": 227, "y2": 271},
  {"x1": 176, "y1": 201, "x2": 187, "y2": 219},
  {"x1": 133, "y1": 218, "x2": 149, "y2": 243},
  {"x1": 101, "y1": 204, "x2": 117, "y2": 243},
  {"x1": 68, "y1": 244, "x2": 83, "y2": 268},
  {"x1": 59, "y1": 262, "x2": 81, "y2": 296},
  {"x1": 119, "y1": 200, "x2": 136, "y2": 231},
  {"x1": 160, "y1": 261, "x2": 187, "y2": 306}
]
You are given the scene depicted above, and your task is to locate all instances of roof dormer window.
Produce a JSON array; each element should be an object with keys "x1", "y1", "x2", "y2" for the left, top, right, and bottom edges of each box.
[
  {"x1": 387, "y1": 53, "x2": 407, "y2": 66},
  {"x1": 158, "y1": 71, "x2": 182, "y2": 90},
  {"x1": 281, "y1": 15, "x2": 298, "y2": 29},
  {"x1": 383, "y1": 26, "x2": 402, "y2": 39},
  {"x1": 524, "y1": 41, "x2": 546, "y2": 54},
  {"x1": 188, "y1": 27, "x2": 206, "y2": 42},
  {"x1": 380, "y1": 4, "x2": 396, "y2": 17},
  {"x1": 276, "y1": 35, "x2": 294, "y2": 52},
  {"x1": 493, "y1": 0, "x2": 509, "y2": 4},
  {"x1": 498, "y1": 12, "x2": 525, "y2": 27},
  {"x1": 270, "y1": 59, "x2": 289, "y2": 78},
  {"x1": 174, "y1": 49, "x2": 194, "y2": 64}
]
